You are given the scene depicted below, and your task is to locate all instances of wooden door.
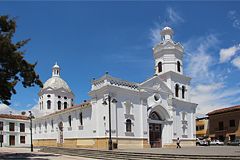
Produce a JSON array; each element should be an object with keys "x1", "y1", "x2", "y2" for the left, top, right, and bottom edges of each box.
[
  {"x1": 149, "y1": 123, "x2": 162, "y2": 148},
  {"x1": 9, "y1": 135, "x2": 15, "y2": 146}
]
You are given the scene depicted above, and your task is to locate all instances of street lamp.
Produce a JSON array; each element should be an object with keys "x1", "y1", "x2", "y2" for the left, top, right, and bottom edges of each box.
[
  {"x1": 102, "y1": 95, "x2": 117, "y2": 150},
  {"x1": 28, "y1": 111, "x2": 35, "y2": 152}
]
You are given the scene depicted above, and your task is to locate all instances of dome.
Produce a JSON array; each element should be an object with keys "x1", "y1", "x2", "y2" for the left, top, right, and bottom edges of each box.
[
  {"x1": 53, "y1": 62, "x2": 60, "y2": 68},
  {"x1": 160, "y1": 26, "x2": 174, "y2": 36},
  {"x1": 163, "y1": 26, "x2": 172, "y2": 30},
  {"x1": 43, "y1": 76, "x2": 72, "y2": 92}
]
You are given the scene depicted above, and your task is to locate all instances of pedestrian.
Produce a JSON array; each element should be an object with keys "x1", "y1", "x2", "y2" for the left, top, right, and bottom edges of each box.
[{"x1": 176, "y1": 137, "x2": 181, "y2": 148}]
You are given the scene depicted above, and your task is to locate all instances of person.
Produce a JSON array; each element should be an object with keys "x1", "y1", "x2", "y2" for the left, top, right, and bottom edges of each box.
[{"x1": 176, "y1": 137, "x2": 181, "y2": 148}]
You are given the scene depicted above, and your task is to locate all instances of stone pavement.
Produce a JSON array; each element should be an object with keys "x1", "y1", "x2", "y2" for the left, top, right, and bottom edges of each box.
[
  {"x1": 119, "y1": 146, "x2": 240, "y2": 156},
  {"x1": 0, "y1": 147, "x2": 94, "y2": 160}
]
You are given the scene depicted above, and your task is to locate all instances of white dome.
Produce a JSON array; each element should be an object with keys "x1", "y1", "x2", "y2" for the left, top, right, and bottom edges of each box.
[
  {"x1": 161, "y1": 26, "x2": 174, "y2": 36},
  {"x1": 43, "y1": 76, "x2": 72, "y2": 92},
  {"x1": 53, "y1": 63, "x2": 60, "y2": 68},
  {"x1": 163, "y1": 26, "x2": 172, "y2": 30}
]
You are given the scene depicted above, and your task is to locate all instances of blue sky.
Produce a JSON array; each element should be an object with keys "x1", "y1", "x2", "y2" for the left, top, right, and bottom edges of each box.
[{"x1": 0, "y1": 2, "x2": 240, "y2": 114}]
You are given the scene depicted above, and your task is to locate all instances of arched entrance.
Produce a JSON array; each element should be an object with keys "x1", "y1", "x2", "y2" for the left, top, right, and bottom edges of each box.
[
  {"x1": 149, "y1": 112, "x2": 162, "y2": 148},
  {"x1": 58, "y1": 122, "x2": 63, "y2": 144}
]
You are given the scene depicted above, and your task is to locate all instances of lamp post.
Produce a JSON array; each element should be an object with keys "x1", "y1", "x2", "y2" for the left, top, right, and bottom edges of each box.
[
  {"x1": 102, "y1": 95, "x2": 117, "y2": 150},
  {"x1": 28, "y1": 111, "x2": 35, "y2": 152}
]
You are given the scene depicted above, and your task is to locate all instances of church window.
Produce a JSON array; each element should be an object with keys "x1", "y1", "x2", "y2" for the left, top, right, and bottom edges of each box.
[
  {"x1": 47, "y1": 100, "x2": 51, "y2": 109},
  {"x1": 79, "y1": 112, "x2": 83, "y2": 126},
  {"x1": 58, "y1": 101, "x2": 61, "y2": 110},
  {"x1": 45, "y1": 121, "x2": 47, "y2": 130},
  {"x1": 51, "y1": 120, "x2": 54, "y2": 129},
  {"x1": 64, "y1": 96, "x2": 67, "y2": 100},
  {"x1": 64, "y1": 102, "x2": 67, "y2": 109},
  {"x1": 177, "y1": 61, "x2": 181, "y2": 72},
  {"x1": 39, "y1": 123, "x2": 41, "y2": 130},
  {"x1": 158, "y1": 62, "x2": 162, "y2": 73},
  {"x1": 58, "y1": 96, "x2": 61, "y2": 98},
  {"x1": 182, "y1": 86, "x2": 185, "y2": 99},
  {"x1": 0, "y1": 121, "x2": 3, "y2": 131},
  {"x1": 126, "y1": 119, "x2": 132, "y2": 132},
  {"x1": 68, "y1": 115, "x2": 72, "y2": 127},
  {"x1": 47, "y1": 94, "x2": 51, "y2": 98},
  {"x1": 175, "y1": 84, "x2": 179, "y2": 97}
]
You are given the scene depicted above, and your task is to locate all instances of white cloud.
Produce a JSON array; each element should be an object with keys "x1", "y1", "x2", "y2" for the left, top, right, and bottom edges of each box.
[
  {"x1": 0, "y1": 103, "x2": 44, "y2": 118},
  {"x1": 191, "y1": 84, "x2": 240, "y2": 114},
  {"x1": 195, "y1": 83, "x2": 224, "y2": 93},
  {"x1": 228, "y1": 10, "x2": 240, "y2": 30},
  {"x1": 184, "y1": 34, "x2": 240, "y2": 114},
  {"x1": 232, "y1": 56, "x2": 240, "y2": 69},
  {"x1": 219, "y1": 45, "x2": 240, "y2": 63},
  {"x1": 150, "y1": 7, "x2": 184, "y2": 45},
  {"x1": 167, "y1": 7, "x2": 184, "y2": 24},
  {"x1": 184, "y1": 34, "x2": 219, "y2": 83},
  {"x1": 0, "y1": 104, "x2": 20, "y2": 114}
]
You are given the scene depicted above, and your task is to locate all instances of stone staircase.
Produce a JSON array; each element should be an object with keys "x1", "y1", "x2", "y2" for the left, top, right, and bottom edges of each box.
[{"x1": 40, "y1": 147, "x2": 240, "y2": 160}]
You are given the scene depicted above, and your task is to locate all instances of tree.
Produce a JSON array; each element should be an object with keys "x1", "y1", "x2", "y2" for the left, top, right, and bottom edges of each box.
[{"x1": 0, "y1": 15, "x2": 43, "y2": 105}]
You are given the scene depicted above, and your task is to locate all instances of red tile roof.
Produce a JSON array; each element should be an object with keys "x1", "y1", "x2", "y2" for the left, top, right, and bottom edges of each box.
[
  {"x1": 0, "y1": 114, "x2": 29, "y2": 120},
  {"x1": 207, "y1": 105, "x2": 240, "y2": 115}
]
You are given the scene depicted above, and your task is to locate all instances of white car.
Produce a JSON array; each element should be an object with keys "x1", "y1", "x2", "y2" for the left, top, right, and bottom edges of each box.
[
  {"x1": 196, "y1": 138, "x2": 209, "y2": 146},
  {"x1": 210, "y1": 140, "x2": 224, "y2": 145}
]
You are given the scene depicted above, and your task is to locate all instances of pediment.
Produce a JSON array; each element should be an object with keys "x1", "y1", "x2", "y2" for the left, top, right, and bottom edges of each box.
[{"x1": 140, "y1": 76, "x2": 172, "y2": 95}]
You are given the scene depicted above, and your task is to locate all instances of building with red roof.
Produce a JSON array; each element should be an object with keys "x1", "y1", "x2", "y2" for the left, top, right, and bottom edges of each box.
[{"x1": 207, "y1": 105, "x2": 240, "y2": 143}]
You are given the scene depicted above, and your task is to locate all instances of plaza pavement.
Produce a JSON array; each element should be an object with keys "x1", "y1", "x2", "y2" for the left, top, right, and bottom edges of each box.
[
  {"x1": 0, "y1": 146, "x2": 240, "y2": 159},
  {"x1": 0, "y1": 147, "x2": 94, "y2": 160},
  {"x1": 119, "y1": 146, "x2": 240, "y2": 156}
]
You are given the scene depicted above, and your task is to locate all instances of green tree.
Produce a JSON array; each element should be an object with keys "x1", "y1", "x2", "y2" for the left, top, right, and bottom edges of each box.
[{"x1": 0, "y1": 15, "x2": 43, "y2": 105}]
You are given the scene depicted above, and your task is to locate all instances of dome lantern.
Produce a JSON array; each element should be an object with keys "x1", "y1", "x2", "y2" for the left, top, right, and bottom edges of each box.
[
  {"x1": 52, "y1": 62, "x2": 60, "y2": 77},
  {"x1": 160, "y1": 26, "x2": 174, "y2": 41}
]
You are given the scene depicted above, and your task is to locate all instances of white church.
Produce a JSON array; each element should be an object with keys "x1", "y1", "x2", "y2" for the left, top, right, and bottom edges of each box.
[{"x1": 33, "y1": 26, "x2": 197, "y2": 149}]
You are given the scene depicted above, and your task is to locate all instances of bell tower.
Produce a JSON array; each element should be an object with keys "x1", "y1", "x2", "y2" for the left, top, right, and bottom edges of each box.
[{"x1": 153, "y1": 27, "x2": 184, "y2": 75}]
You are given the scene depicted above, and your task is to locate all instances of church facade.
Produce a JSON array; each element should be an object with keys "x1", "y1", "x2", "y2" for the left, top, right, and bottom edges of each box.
[{"x1": 33, "y1": 27, "x2": 197, "y2": 149}]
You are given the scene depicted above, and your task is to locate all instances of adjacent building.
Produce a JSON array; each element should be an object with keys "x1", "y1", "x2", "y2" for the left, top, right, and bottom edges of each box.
[
  {"x1": 0, "y1": 114, "x2": 30, "y2": 147},
  {"x1": 33, "y1": 26, "x2": 198, "y2": 149},
  {"x1": 207, "y1": 105, "x2": 240, "y2": 143},
  {"x1": 196, "y1": 117, "x2": 209, "y2": 138}
]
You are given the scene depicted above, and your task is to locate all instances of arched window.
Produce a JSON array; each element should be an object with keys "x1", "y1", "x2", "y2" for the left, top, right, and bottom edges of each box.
[
  {"x1": 158, "y1": 62, "x2": 162, "y2": 73},
  {"x1": 58, "y1": 101, "x2": 61, "y2": 110},
  {"x1": 182, "y1": 86, "x2": 185, "y2": 99},
  {"x1": 177, "y1": 61, "x2": 181, "y2": 72},
  {"x1": 79, "y1": 112, "x2": 83, "y2": 126},
  {"x1": 45, "y1": 121, "x2": 47, "y2": 130},
  {"x1": 68, "y1": 115, "x2": 71, "y2": 127},
  {"x1": 51, "y1": 120, "x2": 54, "y2": 129},
  {"x1": 64, "y1": 102, "x2": 67, "y2": 109},
  {"x1": 175, "y1": 84, "x2": 179, "y2": 97},
  {"x1": 47, "y1": 100, "x2": 51, "y2": 109},
  {"x1": 126, "y1": 119, "x2": 132, "y2": 132}
]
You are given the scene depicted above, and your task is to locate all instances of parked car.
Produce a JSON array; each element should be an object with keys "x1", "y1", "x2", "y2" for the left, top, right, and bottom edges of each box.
[
  {"x1": 196, "y1": 138, "x2": 209, "y2": 146},
  {"x1": 210, "y1": 140, "x2": 224, "y2": 145},
  {"x1": 227, "y1": 139, "x2": 240, "y2": 146}
]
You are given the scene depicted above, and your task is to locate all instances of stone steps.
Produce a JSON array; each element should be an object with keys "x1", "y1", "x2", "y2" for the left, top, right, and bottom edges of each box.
[{"x1": 40, "y1": 147, "x2": 240, "y2": 160}]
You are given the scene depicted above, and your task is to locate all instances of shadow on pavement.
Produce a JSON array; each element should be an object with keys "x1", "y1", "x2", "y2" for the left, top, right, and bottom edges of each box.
[{"x1": 0, "y1": 152, "x2": 60, "y2": 160}]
